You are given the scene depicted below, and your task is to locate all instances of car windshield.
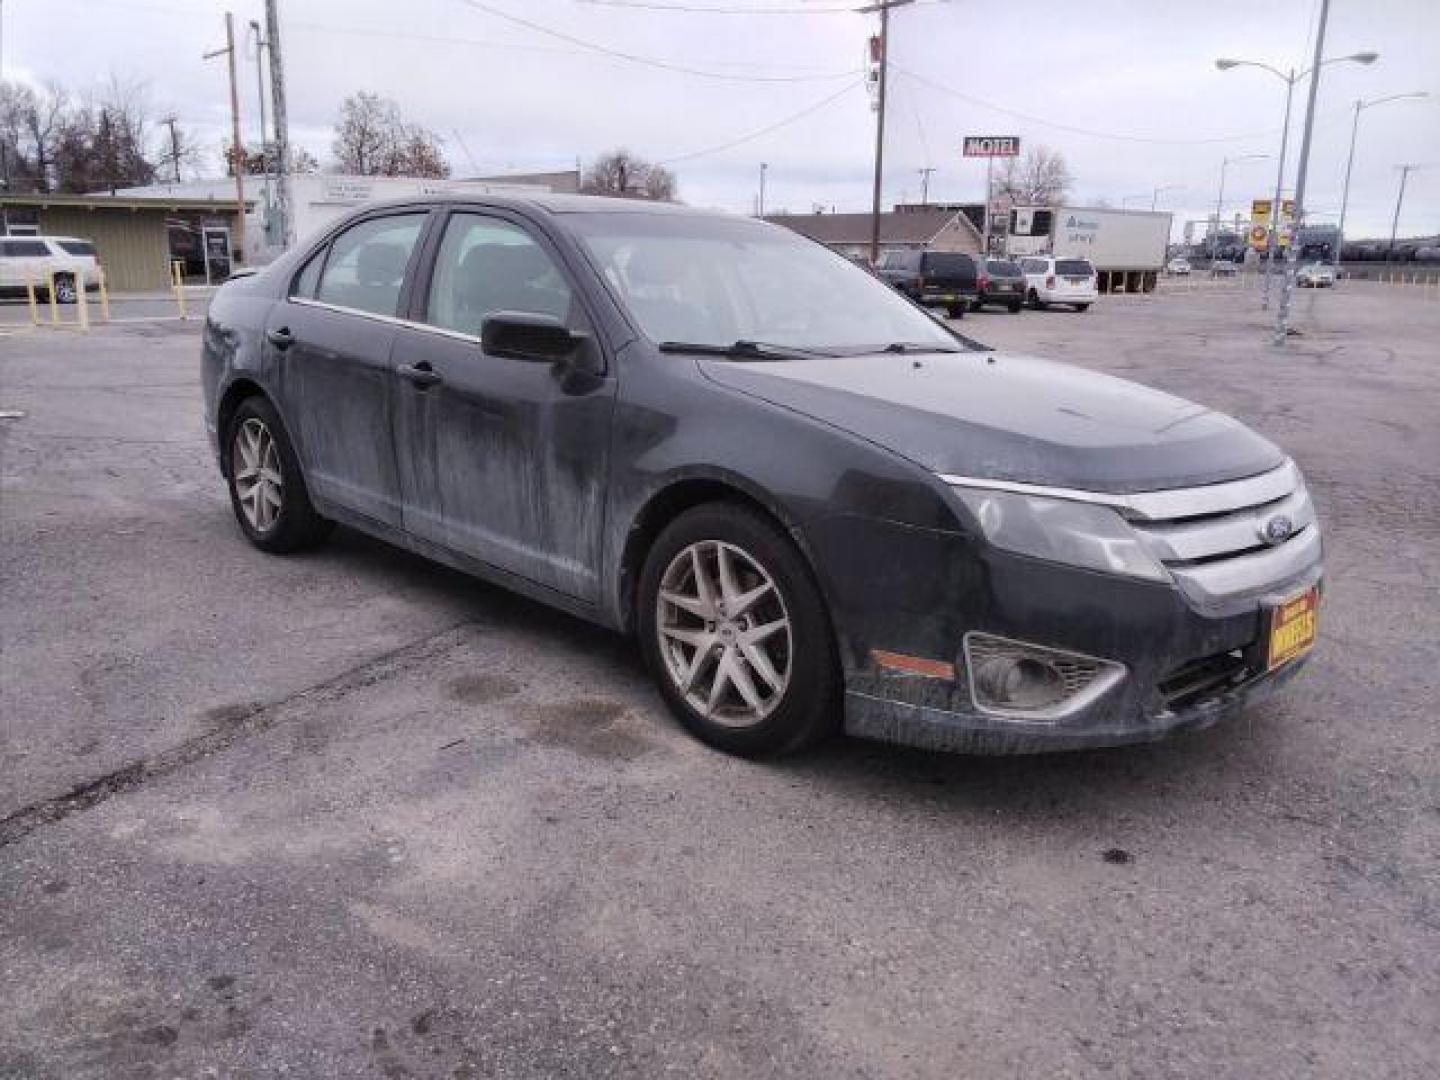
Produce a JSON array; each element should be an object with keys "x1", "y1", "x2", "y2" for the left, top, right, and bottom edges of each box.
[
  {"x1": 569, "y1": 211, "x2": 967, "y2": 355},
  {"x1": 987, "y1": 260, "x2": 1020, "y2": 275},
  {"x1": 1056, "y1": 259, "x2": 1094, "y2": 276}
]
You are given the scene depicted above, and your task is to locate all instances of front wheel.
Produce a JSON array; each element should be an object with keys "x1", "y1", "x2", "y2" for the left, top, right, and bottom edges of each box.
[
  {"x1": 1074, "y1": 303, "x2": 1090, "y2": 312},
  {"x1": 946, "y1": 304, "x2": 966, "y2": 320},
  {"x1": 225, "y1": 396, "x2": 332, "y2": 553},
  {"x1": 638, "y1": 503, "x2": 839, "y2": 758},
  {"x1": 1007, "y1": 300, "x2": 1023, "y2": 313}
]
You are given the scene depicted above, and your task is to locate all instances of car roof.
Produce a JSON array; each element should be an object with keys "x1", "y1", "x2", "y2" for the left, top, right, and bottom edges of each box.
[{"x1": 351, "y1": 192, "x2": 714, "y2": 218}]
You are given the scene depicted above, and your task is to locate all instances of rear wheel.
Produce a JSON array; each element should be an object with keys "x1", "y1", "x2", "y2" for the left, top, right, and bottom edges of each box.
[
  {"x1": 638, "y1": 503, "x2": 839, "y2": 757},
  {"x1": 1074, "y1": 303, "x2": 1090, "y2": 312},
  {"x1": 946, "y1": 303, "x2": 966, "y2": 320},
  {"x1": 1027, "y1": 288, "x2": 1045, "y2": 310},
  {"x1": 1007, "y1": 299, "x2": 1023, "y2": 313},
  {"x1": 224, "y1": 396, "x2": 332, "y2": 553}
]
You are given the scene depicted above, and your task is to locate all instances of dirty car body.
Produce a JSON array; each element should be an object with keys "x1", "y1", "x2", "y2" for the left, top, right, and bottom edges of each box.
[{"x1": 201, "y1": 194, "x2": 1322, "y2": 755}]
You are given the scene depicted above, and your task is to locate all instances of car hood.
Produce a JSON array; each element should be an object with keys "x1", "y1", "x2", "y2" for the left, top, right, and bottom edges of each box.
[{"x1": 699, "y1": 350, "x2": 1284, "y2": 494}]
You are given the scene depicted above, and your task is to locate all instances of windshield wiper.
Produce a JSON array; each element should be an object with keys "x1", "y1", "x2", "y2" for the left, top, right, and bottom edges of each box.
[
  {"x1": 877, "y1": 342, "x2": 964, "y2": 354},
  {"x1": 657, "y1": 339, "x2": 833, "y2": 361}
]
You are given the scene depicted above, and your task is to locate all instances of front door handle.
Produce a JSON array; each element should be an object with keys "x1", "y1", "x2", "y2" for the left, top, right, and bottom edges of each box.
[
  {"x1": 266, "y1": 327, "x2": 295, "y2": 350},
  {"x1": 396, "y1": 361, "x2": 442, "y2": 389}
]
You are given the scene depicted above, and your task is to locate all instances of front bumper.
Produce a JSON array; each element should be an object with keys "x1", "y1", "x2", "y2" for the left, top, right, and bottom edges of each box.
[{"x1": 805, "y1": 514, "x2": 1322, "y2": 756}]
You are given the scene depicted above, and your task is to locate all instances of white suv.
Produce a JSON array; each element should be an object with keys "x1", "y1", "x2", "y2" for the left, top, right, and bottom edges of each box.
[
  {"x1": 1018, "y1": 255, "x2": 1098, "y2": 312},
  {"x1": 0, "y1": 235, "x2": 102, "y2": 303}
]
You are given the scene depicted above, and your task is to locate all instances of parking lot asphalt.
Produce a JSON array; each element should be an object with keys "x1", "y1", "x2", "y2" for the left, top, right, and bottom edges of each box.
[{"x1": 2, "y1": 286, "x2": 1438, "y2": 1078}]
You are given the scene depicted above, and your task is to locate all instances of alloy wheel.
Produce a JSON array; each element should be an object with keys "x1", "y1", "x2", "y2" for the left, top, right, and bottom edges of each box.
[
  {"x1": 232, "y1": 417, "x2": 283, "y2": 531},
  {"x1": 656, "y1": 539, "x2": 793, "y2": 727}
]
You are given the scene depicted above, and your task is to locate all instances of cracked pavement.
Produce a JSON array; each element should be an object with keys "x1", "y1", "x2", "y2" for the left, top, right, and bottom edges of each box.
[{"x1": 2, "y1": 286, "x2": 1438, "y2": 1078}]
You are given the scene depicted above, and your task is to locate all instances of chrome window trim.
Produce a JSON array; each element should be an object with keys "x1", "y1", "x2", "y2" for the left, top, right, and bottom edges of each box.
[
  {"x1": 288, "y1": 297, "x2": 481, "y2": 344},
  {"x1": 939, "y1": 460, "x2": 1299, "y2": 522}
]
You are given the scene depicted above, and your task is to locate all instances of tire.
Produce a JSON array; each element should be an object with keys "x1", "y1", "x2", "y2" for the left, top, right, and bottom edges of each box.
[
  {"x1": 946, "y1": 304, "x2": 966, "y2": 320},
  {"x1": 1007, "y1": 300, "x2": 1022, "y2": 313},
  {"x1": 1074, "y1": 303, "x2": 1090, "y2": 312},
  {"x1": 224, "y1": 396, "x2": 332, "y2": 553},
  {"x1": 1027, "y1": 289, "x2": 1045, "y2": 310},
  {"x1": 51, "y1": 274, "x2": 77, "y2": 304},
  {"x1": 637, "y1": 502, "x2": 840, "y2": 758}
]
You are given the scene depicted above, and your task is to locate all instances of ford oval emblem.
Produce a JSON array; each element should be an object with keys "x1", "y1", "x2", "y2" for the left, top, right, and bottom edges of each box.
[{"x1": 1261, "y1": 515, "x2": 1294, "y2": 545}]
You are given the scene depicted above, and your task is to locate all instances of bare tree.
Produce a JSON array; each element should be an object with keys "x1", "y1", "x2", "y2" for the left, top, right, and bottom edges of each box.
[
  {"x1": 581, "y1": 149, "x2": 677, "y2": 202},
  {"x1": 331, "y1": 91, "x2": 449, "y2": 178},
  {"x1": 0, "y1": 81, "x2": 68, "y2": 192},
  {"x1": 996, "y1": 146, "x2": 1073, "y2": 207},
  {"x1": 53, "y1": 78, "x2": 158, "y2": 193},
  {"x1": 224, "y1": 139, "x2": 318, "y2": 176}
]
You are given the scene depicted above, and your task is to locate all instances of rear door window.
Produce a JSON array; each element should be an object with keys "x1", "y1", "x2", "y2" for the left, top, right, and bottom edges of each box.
[
  {"x1": 1056, "y1": 259, "x2": 1094, "y2": 276},
  {"x1": 921, "y1": 253, "x2": 973, "y2": 279},
  {"x1": 315, "y1": 213, "x2": 427, "y2": 318},
  {"x1": 0, "y1": 239, "x2": 50, "y2": 257},
  {"x1": 58, "y1": 240, "x2": 97, "y2": 257},
  {"x1": 1021, "y1": 259, "x2": 1047, "y2": 274}
]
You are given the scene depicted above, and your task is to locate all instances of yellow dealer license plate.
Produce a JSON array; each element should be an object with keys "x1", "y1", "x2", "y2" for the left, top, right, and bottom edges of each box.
[{"x1": 1267, "y1": 587, "x2": 1318, "y2": 670}]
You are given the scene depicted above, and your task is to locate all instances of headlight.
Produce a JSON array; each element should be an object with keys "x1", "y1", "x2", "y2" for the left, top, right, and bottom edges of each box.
[{"x1": 949, "y1": 486, "x2": 1168, "y2": 581}]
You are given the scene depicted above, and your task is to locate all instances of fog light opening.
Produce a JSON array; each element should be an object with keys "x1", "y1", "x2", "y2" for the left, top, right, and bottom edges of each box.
[
  {"x1": 963, "y1": 632, "x2": 1127, "y2": 721},
  {"x1": 975, "y1": 656, "x2": 1067, "y2": 710}
]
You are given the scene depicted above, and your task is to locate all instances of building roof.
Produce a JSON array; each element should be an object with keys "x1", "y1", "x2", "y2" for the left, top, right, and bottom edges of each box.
[
  {"x1": 0, "y1": 192, "x2": 251, "y2": 211},
  {"x1": 763, "y1": 207, "x2": 979, "y2": 246}
]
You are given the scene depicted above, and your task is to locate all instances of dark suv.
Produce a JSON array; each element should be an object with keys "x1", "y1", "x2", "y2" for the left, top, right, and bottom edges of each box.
[
  {"x1": 875, "y1": 249, "x2": 979, "y2": 318},
  {"x1": 201, "y1": 195, "x2": 1321, "y2": 758},
  {"x1": 975, "y1": 258, "x2": 1026, "y2": 312}
]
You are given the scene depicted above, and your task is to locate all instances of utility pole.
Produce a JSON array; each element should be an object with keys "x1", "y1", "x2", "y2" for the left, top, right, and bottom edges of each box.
[
  {"x1": 266, "y1": 0, "x2": 293, "y2": 248},
  {"x1": 248, "y1": 19, "x2": 272, "y2": 244},
  {"x1": 1338, "y1": 93, "x2": 1428, "y2": 253},
  {"x1": 862, "y1": 0, "x2": 914, "y2": 266},
  {"x1": 1275, "y1": 0, "x2": 1329, "y2": 345},
  {"x1": 917, "y1": 166, "x2": 934, "y2": 206},
  {"x1": 980, "y1": 157, "x2": 993, "y2": 255},
  {"x1": 204, "y1": 12, "x2": 247, "y2": 265},
  {"x1": 758, "y1": 162, "x2": 767, "y2": 217},
  {"x1": 160, "y1": 115, "x2": 182, "y2": 183},
  {"x1": 1388, "y1": 164, "x2": 1417, "y2": 262}
]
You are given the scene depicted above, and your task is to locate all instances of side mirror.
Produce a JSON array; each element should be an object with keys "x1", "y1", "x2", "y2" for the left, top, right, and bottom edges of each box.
[{"x1": 481, "y1": 310, "x2": 585, "y2": 363}]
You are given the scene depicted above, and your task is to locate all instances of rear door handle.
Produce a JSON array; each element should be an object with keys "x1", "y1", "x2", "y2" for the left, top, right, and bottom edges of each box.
[
  {"x1": 266, "y1": 327, "x2": 295, "y2": 350},
  {"x1": 396, "y1": 361, "x2": 442, "y2": 389}
]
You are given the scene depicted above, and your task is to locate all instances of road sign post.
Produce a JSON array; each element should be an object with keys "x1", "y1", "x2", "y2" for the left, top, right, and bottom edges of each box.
[{"x1": 963, "y1": 136, "x2": 1021, "y2": 257}]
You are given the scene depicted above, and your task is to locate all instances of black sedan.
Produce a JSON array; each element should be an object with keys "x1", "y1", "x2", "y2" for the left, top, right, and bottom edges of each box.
[{"x1": 202, "y1": 195, "x2": 1322, "y2": 756}]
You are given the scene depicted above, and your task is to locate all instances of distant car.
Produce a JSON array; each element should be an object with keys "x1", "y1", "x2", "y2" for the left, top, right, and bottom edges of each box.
[
  {"x1": 1166, "y1": 257, "x2": 1192, "y2": 276},
  {"x1": 875, "y1": 249, "x2": 979, "y2": 318},
  {"x1": 1296, "y1": 263, "x2": 1337, "y2": 288},
  {"x1": 0, "y1": 235, "x2": 102, "y2": 303},
  {"x1": 1018, "y1": 255, "x2": 1098, "y2": 311},
  {"x1": 1210, "y1": 260, "x2": 1239, "y2": 277},
  {"x1": 975, "y1": 258, "x2": 1026, "y2": 312}
]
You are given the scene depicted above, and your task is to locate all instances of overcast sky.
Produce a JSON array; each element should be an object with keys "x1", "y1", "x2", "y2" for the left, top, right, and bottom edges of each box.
[{"x1": 6, "y1": 0, "x2": 1438, "y2": 238}]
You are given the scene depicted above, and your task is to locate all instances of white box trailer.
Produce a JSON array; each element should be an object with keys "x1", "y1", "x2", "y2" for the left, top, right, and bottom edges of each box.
[{"x1": 1005, "y1": 206, "x2": 1173, "y2": 293}]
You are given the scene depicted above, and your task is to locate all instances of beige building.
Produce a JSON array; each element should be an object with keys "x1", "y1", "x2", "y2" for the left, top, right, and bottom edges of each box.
[{"x1": 0, "y1": 193, "x2": 247, "y2": 291}]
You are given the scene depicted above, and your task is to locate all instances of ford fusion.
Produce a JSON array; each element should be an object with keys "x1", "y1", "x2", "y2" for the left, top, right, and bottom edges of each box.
[{"x1": 201, "y1": 195, "x2": 1321, "y2": 757}]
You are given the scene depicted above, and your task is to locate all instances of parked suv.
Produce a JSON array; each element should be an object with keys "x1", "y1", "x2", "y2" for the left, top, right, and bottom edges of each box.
[
  {"x1": 876, "y1": 249, "x2": 979, "y2": 318},
  {"x1": 202, "y1": 195, "x2": 1321, "y2": 758},
  {"x1": 975, "y1": 258, "x2": 1026, "y2": 312},
  {"x1": 1019, "y1": 255, "x2": 1098, "y2": 311},
  {"x1": 0, "y1": 235, "x2": 101, "y2": 303}
]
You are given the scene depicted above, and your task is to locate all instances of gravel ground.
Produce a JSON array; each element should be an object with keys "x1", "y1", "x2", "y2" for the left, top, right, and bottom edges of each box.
[{"x1": 1, "y1": 285, "x2": 1437, "y2": 1079}]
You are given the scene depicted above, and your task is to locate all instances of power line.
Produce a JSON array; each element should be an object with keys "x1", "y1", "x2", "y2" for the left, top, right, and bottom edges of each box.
[
  {"x1": 892, "y1": 63, "x2": 1331, "y2": 146},
  {"x1": 457, "y1": 0, "x2": 859, "y2": 82},
  {"x1": 655, "y1": 79, "x2": 862, "y2": 163}
]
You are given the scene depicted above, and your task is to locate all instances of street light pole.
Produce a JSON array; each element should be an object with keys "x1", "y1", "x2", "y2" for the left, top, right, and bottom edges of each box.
[
  {"x1": 1275, "y1": 0, "x2": 1333, "y2": 345},
  {"x1": 1337, "y1": 92, "x2": 1429, "y2": 253},
  {"x1": 758, "y1": 162, "x2": 767, "y2": 218},
  {"x1": 1388, "y1": 164, "x2": 1417, "y2": 262},
  {"x1": 1215, "y1": 45, "x2": 1378, "y2": 321}
]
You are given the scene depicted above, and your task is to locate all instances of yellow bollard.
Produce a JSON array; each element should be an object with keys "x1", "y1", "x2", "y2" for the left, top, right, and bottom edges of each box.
[
  {"x1": 171, "y1": 260, "x2": 188, "y2": 320},
  {"x1": 76, "y1": 270, "x2": 90, "y2": 333},
  {"x1": 25, "y1": 277, "x2": 39, "y2": 326},
  {"x1": 97, "y1": 265, "x2": 110, "y2": 322}
]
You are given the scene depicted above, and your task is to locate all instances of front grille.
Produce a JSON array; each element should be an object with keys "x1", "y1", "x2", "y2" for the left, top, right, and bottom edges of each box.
[
  {"x1": 1125, "y1": 461, "x2": 1320, "y2": 603},
  {"x1": 1159, "y1": 649, "x2": 1251, "y2": 710}
]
